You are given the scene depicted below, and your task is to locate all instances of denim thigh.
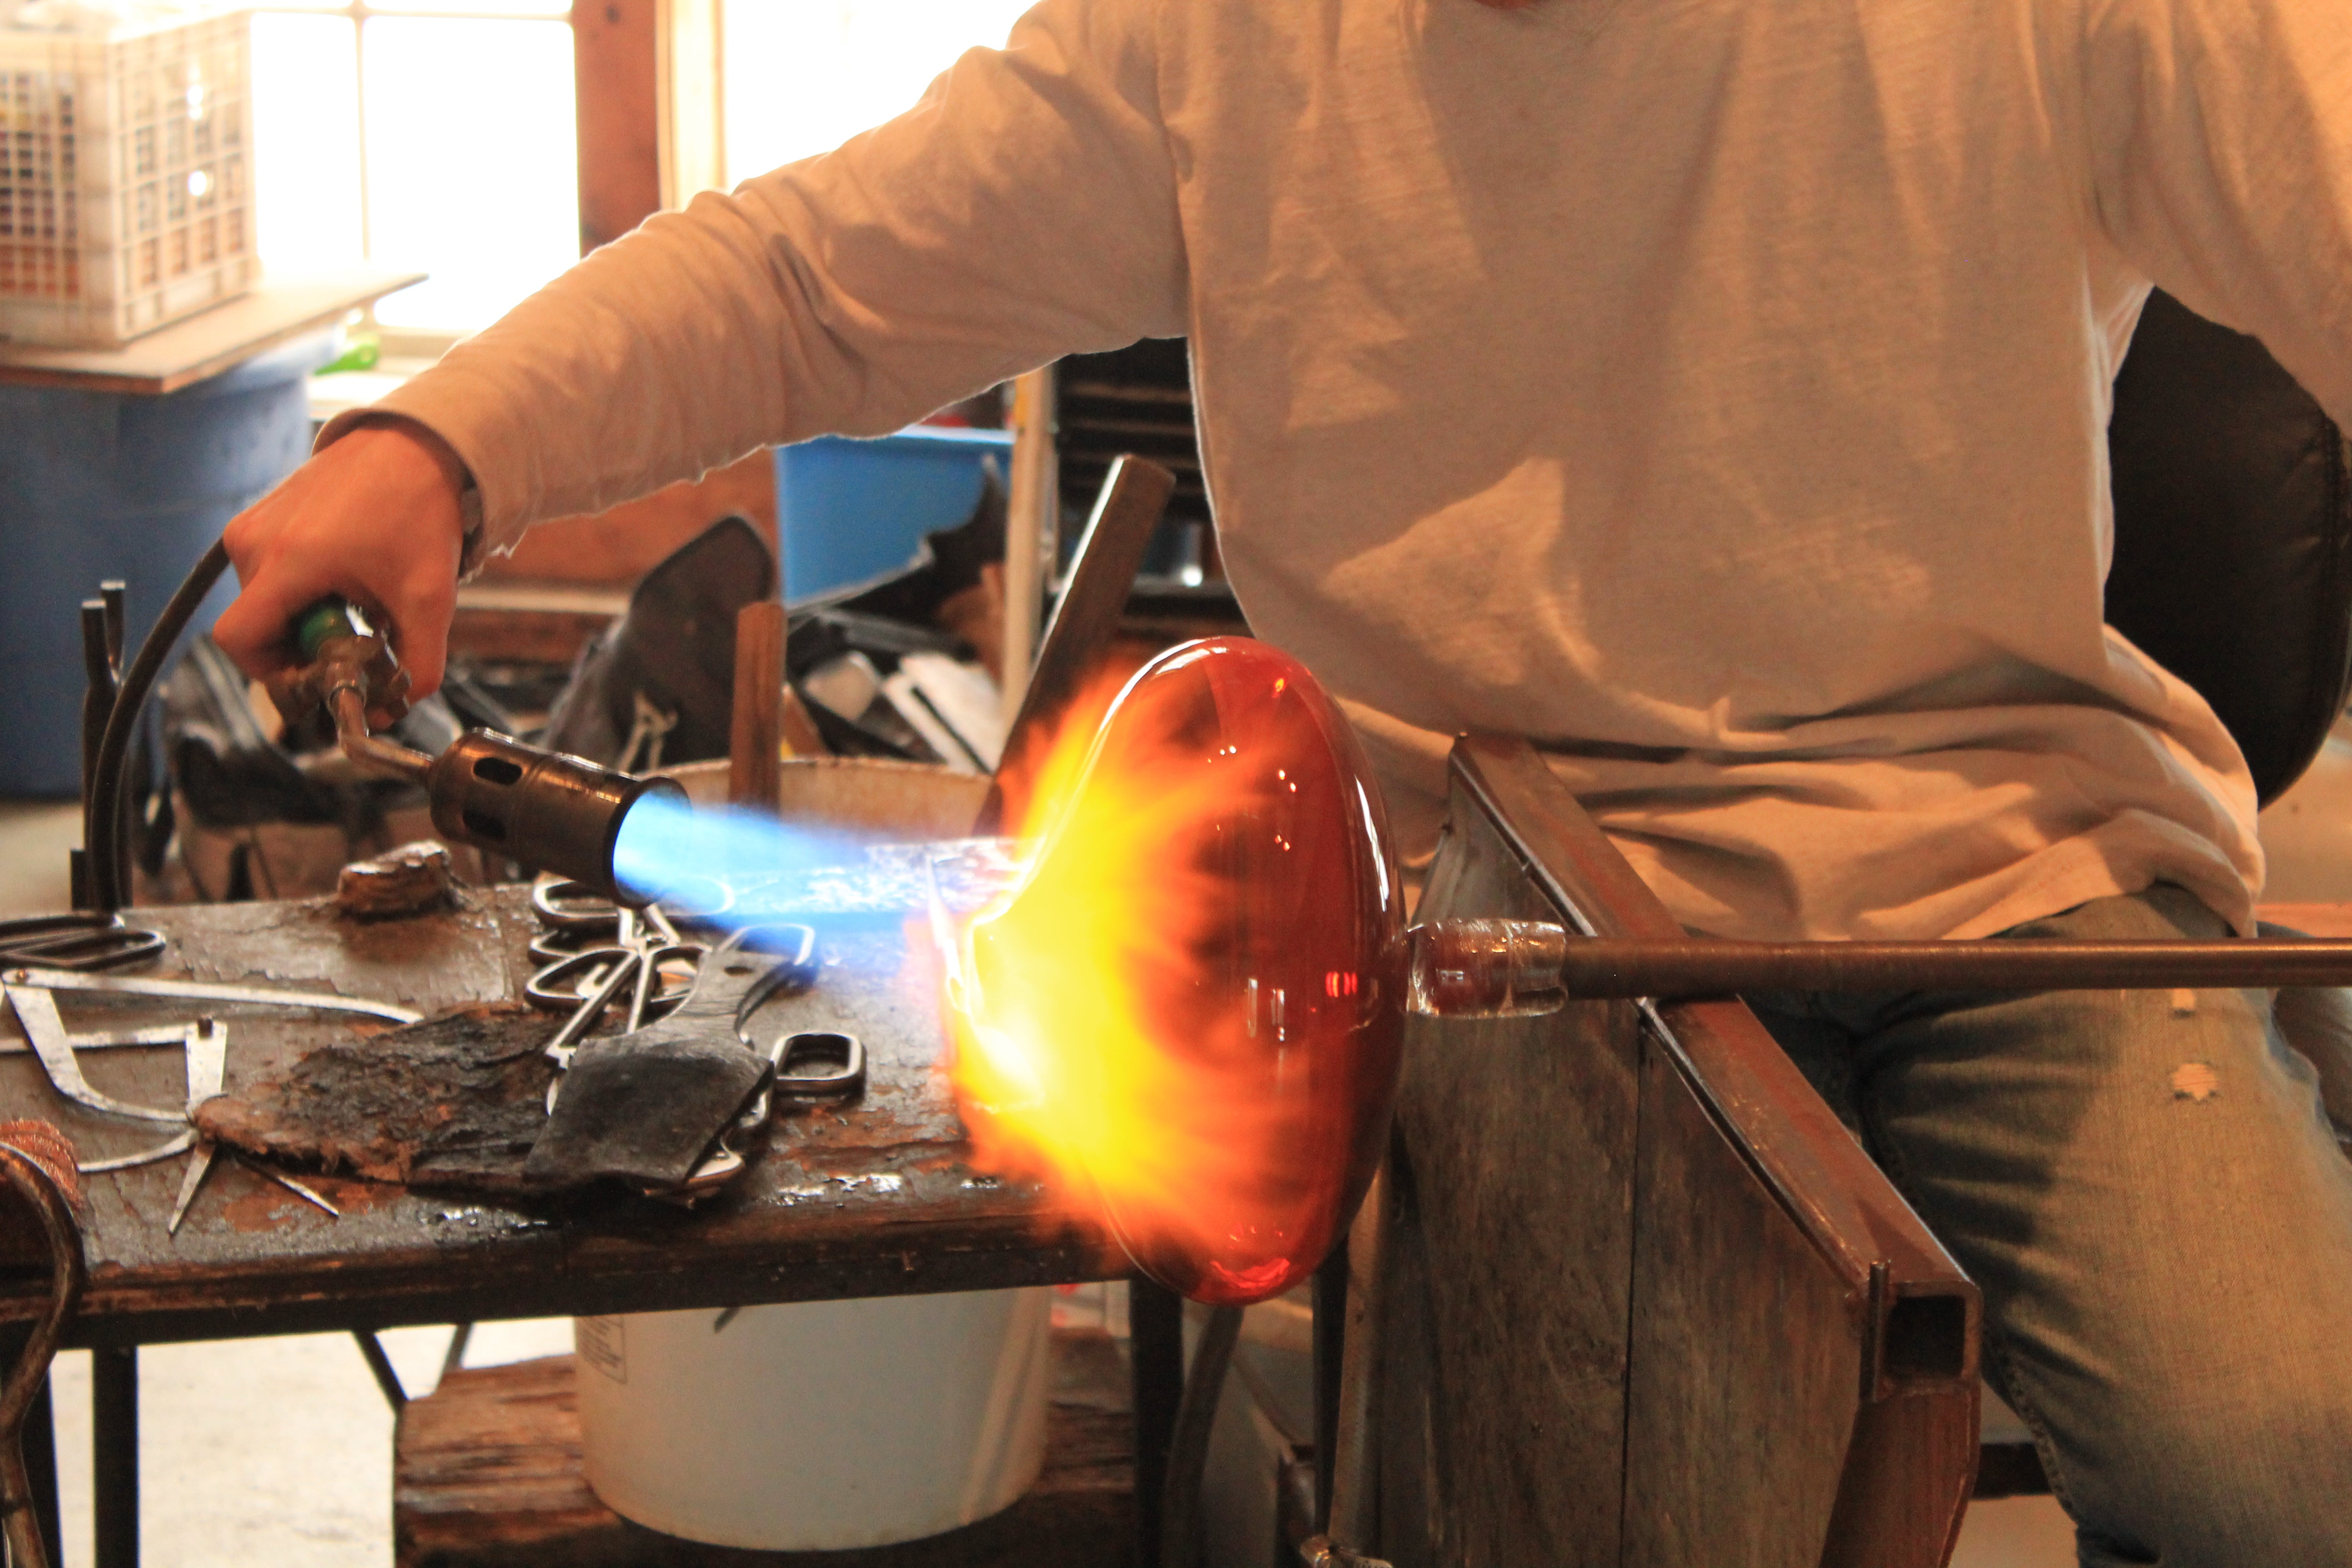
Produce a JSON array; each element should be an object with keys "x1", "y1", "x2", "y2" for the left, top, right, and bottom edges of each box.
[{"x1": 1749, "y1": 886, "x2": 2352, "y2": 1567}]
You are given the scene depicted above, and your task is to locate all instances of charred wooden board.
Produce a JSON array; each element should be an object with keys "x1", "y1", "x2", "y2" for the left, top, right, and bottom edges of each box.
[{"x1": 196, "y1": 1003, "x2": 555, "y2": 1196}]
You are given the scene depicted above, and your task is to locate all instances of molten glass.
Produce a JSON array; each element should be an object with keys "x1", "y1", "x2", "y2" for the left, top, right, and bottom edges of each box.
[{"x1": 946, "y1": 638, "x2": 1405, "y2": 1305}]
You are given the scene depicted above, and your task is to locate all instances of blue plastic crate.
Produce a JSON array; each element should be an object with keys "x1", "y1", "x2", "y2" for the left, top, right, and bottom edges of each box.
[
  {"x1": 0, "y1": 332, "x2": 333, "y2": 797},
  {"x1": 773, "y1": 426, "x2": 1015, "y2": 606}
]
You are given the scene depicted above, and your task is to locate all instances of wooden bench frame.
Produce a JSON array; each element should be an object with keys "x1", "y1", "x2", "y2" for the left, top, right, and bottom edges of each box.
[{"x1": 1319, "y1": 735, "x2": 1980, "y2": 1568}]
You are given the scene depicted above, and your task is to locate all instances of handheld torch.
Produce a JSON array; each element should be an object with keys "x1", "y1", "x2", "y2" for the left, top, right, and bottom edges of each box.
[{"x1": 274, "y1": 598, "x2": 682, "y2": 905}]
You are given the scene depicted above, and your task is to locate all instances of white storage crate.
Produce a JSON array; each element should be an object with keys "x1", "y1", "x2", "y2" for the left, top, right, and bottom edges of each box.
[{"x1": 1, "y1": 5, "x2": 258, "y2": 346}]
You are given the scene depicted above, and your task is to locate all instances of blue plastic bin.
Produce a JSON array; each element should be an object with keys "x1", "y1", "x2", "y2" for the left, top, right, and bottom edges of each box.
[
  {"x1": 0, "y1": 332, "x2": 333, "y2": 797},
  {"x1": 773, "y1": 426, "x2": 1015, "y2": 606}
]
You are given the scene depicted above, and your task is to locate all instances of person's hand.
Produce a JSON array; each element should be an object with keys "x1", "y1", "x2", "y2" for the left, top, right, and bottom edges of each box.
[{"x1": 213, "y1": 417, "x2": 470, "y2": 701}]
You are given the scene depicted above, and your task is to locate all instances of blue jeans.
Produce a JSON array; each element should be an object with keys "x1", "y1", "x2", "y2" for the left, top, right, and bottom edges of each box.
[{"x1": 1746, "y1": 885, "x2": 2352, "y2": 1567}]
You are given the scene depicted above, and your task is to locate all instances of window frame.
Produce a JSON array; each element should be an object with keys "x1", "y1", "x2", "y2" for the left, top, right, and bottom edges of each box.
[{"x1": 250, "y1": 0, "x2": 592, "y2": 349}]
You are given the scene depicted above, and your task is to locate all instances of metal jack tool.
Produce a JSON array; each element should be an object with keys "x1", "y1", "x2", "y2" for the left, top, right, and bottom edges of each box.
[
  {"x1": 3, "y1": 966, "x2": 422, "y2": 1187},
  {"x1": 1, "y1": 987, "x2": 182, "y2": 1125},
  {"x1": 166, "y1": 1018, "x2": 226, "y2": 1233}
]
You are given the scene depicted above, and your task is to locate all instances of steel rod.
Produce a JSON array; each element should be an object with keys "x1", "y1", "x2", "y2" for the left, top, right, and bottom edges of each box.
[
  {"x1": 1129, "y1": 1277, "x2": 1185, "y2": 1568},
  {"x1": 1160, "y1": 1304, "x2": 1243, "y2": 1568},
  {"x1": 1302, "y1": 1165, "x2": 1393, "y2": 1568},
  {"x1": 90, "y1": 1348, "x2": 135, "y2": 1568},
  {"x1": 351, "y1": 1331, "x2": 407, "y2": 1412},
  {"x1": 1555, "y1": 936, "x2": 2352, "y2": 999},
  {"x1": 1310, "y1": 1241, "x2": 1349, "y2": 1531}
]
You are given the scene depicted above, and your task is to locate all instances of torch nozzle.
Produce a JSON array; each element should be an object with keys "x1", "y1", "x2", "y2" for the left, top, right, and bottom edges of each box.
[{"x1": 279, "y1": 597, "x2": 677, "y2": 901}]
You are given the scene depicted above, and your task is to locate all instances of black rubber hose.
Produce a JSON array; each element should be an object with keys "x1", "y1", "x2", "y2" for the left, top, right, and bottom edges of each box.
[
  {"x1": 1160, "y1": 1303, "x2": 1245, "y2": 1568},
  {"x1": 88, "y1": 538, "x2": 233, "y2": 910}
]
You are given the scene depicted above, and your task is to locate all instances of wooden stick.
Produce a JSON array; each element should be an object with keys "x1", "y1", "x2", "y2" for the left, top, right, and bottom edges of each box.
[
  {"x1": 728, "y1": 601, "x2": 784, "y2": 809},
  {"x1": 1000, "y1": 367, "x2": 1058, "y2": 723},
  {"x1": 975, "y1": 454, "x2": 1177, "y2": 832}
]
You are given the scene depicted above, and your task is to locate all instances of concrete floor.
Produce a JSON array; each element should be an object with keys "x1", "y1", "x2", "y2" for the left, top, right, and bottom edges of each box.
[
  {"x1": 44, "y1": 1321, "x2": 576, "y2": 1568},
  {"x1": 2, "y1": 798, "x2": 2075, "y2": 1564}
]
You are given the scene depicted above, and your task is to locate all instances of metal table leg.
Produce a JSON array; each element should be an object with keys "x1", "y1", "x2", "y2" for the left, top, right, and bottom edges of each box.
[
  {"x1": 1310, "y1": 1241, "x2": 1348, "y2": 1532},
  {"x1": 92, "y1": 1347, "x2": 136, "y2": 1568},
  {"x1": 1130, "y1": 1277, "x2": 1184, "y2": 1568}
]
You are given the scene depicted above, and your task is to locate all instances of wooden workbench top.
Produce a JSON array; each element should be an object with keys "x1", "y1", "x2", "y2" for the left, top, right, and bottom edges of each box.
[{"x1": 0, "y1": 887, "x2": 1116, "y2": 1347}]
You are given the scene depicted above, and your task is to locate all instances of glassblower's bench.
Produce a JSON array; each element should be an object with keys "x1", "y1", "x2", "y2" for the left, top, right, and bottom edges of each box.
[{"x1": 9, "y1": 735, "x2": 2344, "y2": 1568}]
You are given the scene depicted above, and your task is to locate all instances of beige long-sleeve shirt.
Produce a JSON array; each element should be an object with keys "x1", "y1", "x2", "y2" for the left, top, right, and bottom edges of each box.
[{"x1": 358, "y1": 0, "x2": 2352, "y2": 941}]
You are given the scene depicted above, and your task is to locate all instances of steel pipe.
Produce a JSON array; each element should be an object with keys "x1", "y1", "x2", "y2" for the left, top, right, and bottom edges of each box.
[{"x1": 1407, "y1": 919, "x2": 2352, "y2": 1015}]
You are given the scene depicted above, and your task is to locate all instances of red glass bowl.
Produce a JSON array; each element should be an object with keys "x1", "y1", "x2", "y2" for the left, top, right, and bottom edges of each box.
[{"x1": 962, "y1": 637, "x2": 1406, "y2": 1304}]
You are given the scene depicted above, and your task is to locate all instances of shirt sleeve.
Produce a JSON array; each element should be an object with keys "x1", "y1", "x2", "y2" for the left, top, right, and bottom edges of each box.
[
  {"x1": 2082, "y1": 0, "x2": 2352, "y2": 425},
  {"x1": 339, "y1": 0, "x2": 1185, "y2": 554}
]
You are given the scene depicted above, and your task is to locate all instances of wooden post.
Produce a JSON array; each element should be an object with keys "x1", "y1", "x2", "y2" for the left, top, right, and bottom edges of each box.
[
  {"x1": 572, "y1": 0, "x2": 662, "y2": 255},
  {"x1": 729, "y1": 602, "x2": 784, "y2": 809},
  {"x1": 1000, "y1": 366, "x2": 1058, "y2": 723},
  {"x1": 975, "y1": 454, "x2": 1175, "y2": 834}
]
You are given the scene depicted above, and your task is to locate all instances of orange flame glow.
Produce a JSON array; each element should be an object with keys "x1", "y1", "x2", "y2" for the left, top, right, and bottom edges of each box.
[{"x1": 945, "y1": 639, "x2": 1404, "y2": 1305}]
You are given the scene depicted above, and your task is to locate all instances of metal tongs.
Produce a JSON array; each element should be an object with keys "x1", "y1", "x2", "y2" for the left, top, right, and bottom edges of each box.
[
  {"x1": 521, "y1": 923, "x2": 842, "y2": 1198},
  {"x1": 526, "y1": 878, "x2": 710, "y2": 1108}
]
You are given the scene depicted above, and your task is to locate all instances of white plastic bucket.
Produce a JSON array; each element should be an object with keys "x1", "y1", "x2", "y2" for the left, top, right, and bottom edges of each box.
[{"x1": 574, "y1": 1288, "x2": 1053, "y2": 1550}]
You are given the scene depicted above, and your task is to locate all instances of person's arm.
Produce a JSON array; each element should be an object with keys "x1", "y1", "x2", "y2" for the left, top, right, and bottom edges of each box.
[
  {"x1": 216, "y1": 0, "x2": 1182, "y2": 696},
  {"x1": 2082, "y1": 0, "x2": 2352, "y2": 422}
]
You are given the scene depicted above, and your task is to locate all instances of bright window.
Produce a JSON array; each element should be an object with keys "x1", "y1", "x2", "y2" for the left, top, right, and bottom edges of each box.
[
  {"x1": 250, "y1": 0, "x2": 578, "y2": 332},
  {"x1": 249, "y1": 1, "x2": 1034, "y2": 335},
  {"x1": 721, "y1": 0, "x2": 1034, "y2": 186}
]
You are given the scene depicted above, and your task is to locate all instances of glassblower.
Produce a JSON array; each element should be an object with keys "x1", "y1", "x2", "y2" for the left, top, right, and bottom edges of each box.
[{"x1": 85, "y1": 558, "x2": 2352, "y2": 1308}]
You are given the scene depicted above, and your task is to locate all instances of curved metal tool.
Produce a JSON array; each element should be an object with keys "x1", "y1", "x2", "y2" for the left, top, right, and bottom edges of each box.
[
  {"x1": 627, "y1": 943, "x2": 705, "y2": 1033},
  {"x1": 2, "y1": 967, "x2": 422, "y2": 1025},
  {"x1": 530, "y1": 877, "x2": 622, "y2": 935},
  {"x1": 524, "y1": 946, "x2": 638, "y2": 1014},
  {"x1": 4, "y1": 969, "x2": 421, "y2": 1178},
  {"x1": 672, "y1": 944, "x2": 835, "y2": 1198},
  {"x1": 168, "y1": 1019, "x2": 228, "y2": 1234},
  {"x1": 0, "y1": 914, "x2": 164, "y2": 973},
  {"x1": 4, "y1": 989, "x2": 181, "y2": 1125},
  {"x1": 0, "y1": 1134, "x2": 86, "y2": 1568},
  {"x1": 76, "y1": 1129, "x2": 194, "y2": 1175}
]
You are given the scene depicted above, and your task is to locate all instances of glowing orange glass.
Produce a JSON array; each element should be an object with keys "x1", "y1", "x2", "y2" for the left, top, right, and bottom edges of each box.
[{"x1": 948, "y1": 638, "x2": 1406, "y2": 1304}]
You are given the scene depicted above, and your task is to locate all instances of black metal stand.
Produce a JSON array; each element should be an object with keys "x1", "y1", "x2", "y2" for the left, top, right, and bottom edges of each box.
[
  {"x1": 1310, "y1": 1240, "x2": 1349, "y2": 1533},
  {"x1": 1129, "y1": 1277, "x2": 1184, "y2": 1568},
  {"x1": 91, "y1": 1347, "x2": 136, "y2": 1568},
  {"x1": 351, "y1": 1331, "x2": 408, "y2": 1413},
  {"x1": 75, "y1": 585, "x2": 126, "y2": 915}
]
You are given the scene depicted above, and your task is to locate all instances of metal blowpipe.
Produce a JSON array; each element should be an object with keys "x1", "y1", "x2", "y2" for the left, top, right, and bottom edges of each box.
[{"x1": 1406, "y1": 918, "x2": 2352, "y2": 1018}]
